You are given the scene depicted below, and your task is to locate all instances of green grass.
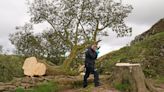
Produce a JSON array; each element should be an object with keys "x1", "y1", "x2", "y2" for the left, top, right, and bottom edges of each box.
[
  {"x1": 156, "y1": 77, "x2": 164, "y2": 84},
  {"x1": 28, "y1": 82, "x2": 59, "y2": 92},
  {"x1": 98, "y1": 31, "x2": 164, "y2": 77},
  {"x1": 15, "y1": 87, "x2": 25, "y2": 92},
  {"x1": 114, "y1": 83, "x2": 130, "y2": 91},
  {"x1": 16, "y1": 81, "x2": 59, "y2": 92},
  {"x1": 79, "y1": 84, "x2": 94, "y2": 92},
  {"x1": 71, "y1": 79, "x2": 83, "y2": 88},
  {"x1": 0, "y1": 55, "x2": 25, "y2": 82}
]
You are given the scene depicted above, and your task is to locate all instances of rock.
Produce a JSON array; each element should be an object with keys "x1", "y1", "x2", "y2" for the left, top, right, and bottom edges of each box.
[
  {"x1": 161, "y1": 49, "x2": 164, "y2": 52},
  {"x1": 22, "y1": 57, "x2": 46, "y2": 77},
  {"x1": 20, "y1": 83, "x2": 32, "y2": 89},
  {"x1": 44, "y1": 76, "x2": 54, "y2": 81},
  {"x1": 160, "y1": 53, "x2": 164, "y2": 56},
  {"x1": 0, "y1": 86, "x2": 6, "y2": 91},
  {"x1": 0, "y1": 82, "x2": 4, "y2": 85},
  {"x1": 160, "y1": 45, "x2": 164, "y2": 49},
  {"x1": 0, "y1": 85, "x2": 16, "y2": 92},
  {"x1": 14, "y1": 81, "x2": 21, "y2": 87},
  {"x1": 4, "y1": 82, "x2": 13, "y2": 85},
  {"x1": 21, "y1": 76, "x2": 33, "y2": 83},
  {"x1": 37, "y1": 77, "x2": 45, "y2": 82},
  {"x1": 6, "y1": 85, "x2": 16, "y2": 91}
]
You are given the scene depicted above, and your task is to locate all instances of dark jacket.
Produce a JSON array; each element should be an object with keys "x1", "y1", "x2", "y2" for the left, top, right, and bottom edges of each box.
[{"x1": 85, "y1": 47, "x2": 98, "y2": 68}]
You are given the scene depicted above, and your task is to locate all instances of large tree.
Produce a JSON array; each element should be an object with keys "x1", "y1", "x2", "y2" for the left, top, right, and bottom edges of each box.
[{"x1": 17, "y1": 0, "x2": 132, "y2": 69}]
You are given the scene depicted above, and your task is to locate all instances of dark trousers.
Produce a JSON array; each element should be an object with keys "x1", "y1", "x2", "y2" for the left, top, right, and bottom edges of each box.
[{"x1": 83, "y1": 67, "x2": 99, "y2": 86}]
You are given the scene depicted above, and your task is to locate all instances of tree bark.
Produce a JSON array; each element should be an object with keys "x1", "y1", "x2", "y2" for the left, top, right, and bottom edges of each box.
[
  {"x1": 110, "y1": 64, "x2": 159, "y2": 92},
  {"x1": 62, "y1": 40, "x2": 101, "y2": 70},
  {"x1": 62, "y1": 47, "x2": 78, "y2": 70},
  {"x1": 131, "y1": 66, "x2": 149, "y2": 92}
]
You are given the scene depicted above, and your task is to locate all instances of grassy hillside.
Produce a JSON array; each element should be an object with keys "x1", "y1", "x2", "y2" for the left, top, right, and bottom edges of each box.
[
  {"x1": 98, "y1": 31, "x2": 164, "y2": 78},
  {"x1": 0, "y1": 55, "x2": 25, "y2": 82}
]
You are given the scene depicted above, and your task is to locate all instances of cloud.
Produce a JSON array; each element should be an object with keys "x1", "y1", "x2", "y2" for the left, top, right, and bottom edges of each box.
[
  {"x1": 98, "y1": 22, "x2": 150, "y2": 56},
  {"x1": 123, "y1": 0, "x2": 164, "y2": 25},
  {"x1": 0, "y1": 0, "x2": 164, "y2": 55},
  {"x1": 0, "y1": 0, "x2": 28, "y2": 51},
  {"x1": 98, "y1": 0, "x2": 164, "y2": 56}
]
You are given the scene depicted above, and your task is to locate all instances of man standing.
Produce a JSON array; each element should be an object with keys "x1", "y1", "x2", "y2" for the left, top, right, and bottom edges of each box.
[{"x1": 83, "y1": 44, "x2": 100, "y2": 88}]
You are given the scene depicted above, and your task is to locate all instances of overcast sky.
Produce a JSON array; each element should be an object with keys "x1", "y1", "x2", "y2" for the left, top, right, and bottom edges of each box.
[{"x1": 0, "y1": 0, "x2": 164, "y2": 56}]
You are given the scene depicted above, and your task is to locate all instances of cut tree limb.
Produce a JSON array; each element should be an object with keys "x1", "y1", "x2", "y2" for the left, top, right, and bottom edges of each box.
[{"x1": 22, "y1": 57, "x2": 46, "y2": 77}]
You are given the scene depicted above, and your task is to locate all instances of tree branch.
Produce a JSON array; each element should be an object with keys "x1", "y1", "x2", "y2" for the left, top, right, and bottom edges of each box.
[
  {"x1": 79, "y1": 22, "x2": 90, "y2": 41},
  {"x1": 98, "y1": 21, "x2": 113, "y2": 31},
  {"x1": 93, "y1": 19, "x2": 99, "y2": 42},
  {"x1": 44, "y1": 18, "x2": 73, "y2": 47}
]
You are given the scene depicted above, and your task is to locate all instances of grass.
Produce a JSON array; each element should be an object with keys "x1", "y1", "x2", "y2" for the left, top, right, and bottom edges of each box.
[
  {"x1": 114, "y1": 83, "x2": 130, "y2": 92},
  {"x1": 0, "y1": 55, "x2": 25, "y2": 82},
  {"x1": 98, "y1": 31, "x2": 164, "y2": 77},
  {"x1": 71, "y1": 79, "x2": 83, "y2": 88},
  {"x1": 15, "y1": 87, "x2": 25, "y2": 92},
  {"x1": 15, "y1": 81, "x2": 59, "y2": 92},
  {"x1": 156, "y1": 77, "x2": 164, "y2": 84},
  {"x1": 95, "y1": 31, "x2": 164, "y2": 92},
  {"x1": 79, "y1": 84, "x2": 94, "y2": 92}
]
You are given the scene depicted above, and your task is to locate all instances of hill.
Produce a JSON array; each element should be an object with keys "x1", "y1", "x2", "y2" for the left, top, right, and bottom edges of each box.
[
  {"x1": 98, "y1": 18, "x2": 164, "y2": 78},
  {"x1": 131, "y1": 18, "x2": 164, "y2": 44}
]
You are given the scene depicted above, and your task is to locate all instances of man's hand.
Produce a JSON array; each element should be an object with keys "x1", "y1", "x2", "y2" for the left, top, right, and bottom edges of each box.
[{"x1": 96, "y1": 50, "x2": 100, "y2": 55}]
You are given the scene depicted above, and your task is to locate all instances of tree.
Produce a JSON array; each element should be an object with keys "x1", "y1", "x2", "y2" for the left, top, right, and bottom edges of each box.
[
  {"x1": 21, "y1": 0, "x2": 132, "y2": 69},
  {"x1": 9, "y1": 23, "x2": 42, "y2": 57},
  {"x1": 41, "y1": 29, "x2": 68, "y2": 65},
  {"x1": 9, "y1": 23, "x2": 67, "y2": 65}
]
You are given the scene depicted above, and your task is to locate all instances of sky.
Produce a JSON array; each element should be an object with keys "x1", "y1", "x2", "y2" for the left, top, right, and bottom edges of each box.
[{"x1": 0, "y1": 0, "x2": 164, "y2": 56}]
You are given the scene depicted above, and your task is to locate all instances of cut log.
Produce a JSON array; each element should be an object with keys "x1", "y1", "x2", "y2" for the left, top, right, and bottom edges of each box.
[
  {"x1": 34, "y1": 63, "x2": 46, "y2": 76},
  {"x1": 22, "y1": 57, "x2": 46, "y2": 77}
]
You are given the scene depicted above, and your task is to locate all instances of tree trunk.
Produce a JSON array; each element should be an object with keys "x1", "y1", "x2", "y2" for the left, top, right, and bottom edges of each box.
[
  {"x1": 62, "y1": 47, "x2": 78, "y2": 70},
  {"x1": 110, "y1": 63, "x2": 159, "y2": 92},
  {"x1": 131, "y1": 66, "x2": 149, "y2": 92},
  {"x1": 62, "y1": 40, "x2": 101, "y2": 70}
]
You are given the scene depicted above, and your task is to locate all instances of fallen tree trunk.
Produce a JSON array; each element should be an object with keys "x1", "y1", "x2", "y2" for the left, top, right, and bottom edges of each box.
[
  {"x1": 22, "y1": 57, "x2": 71, "y2": 76},
  {"x1": 110, "y1": 63, "x2": 159, "y2": 92},
  {"x1": 22, "y1": 57, "x2": 46, "y2": 77}
]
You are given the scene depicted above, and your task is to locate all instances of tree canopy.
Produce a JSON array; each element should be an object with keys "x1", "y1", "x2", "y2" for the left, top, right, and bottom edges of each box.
[{"x1": 10, "y1": 0, "x2": 133, "y2": 69}]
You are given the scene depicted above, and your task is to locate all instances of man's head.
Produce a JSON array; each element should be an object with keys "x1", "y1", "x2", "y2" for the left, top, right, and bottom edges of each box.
[{"x1": 91, "y1": 44, "x2": 97, "y2": 51}]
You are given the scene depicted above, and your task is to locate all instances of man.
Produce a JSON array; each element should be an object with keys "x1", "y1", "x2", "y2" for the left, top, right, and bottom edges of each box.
[{"x1": 83, "y1": 43, "x2": 100, "y2": 88}]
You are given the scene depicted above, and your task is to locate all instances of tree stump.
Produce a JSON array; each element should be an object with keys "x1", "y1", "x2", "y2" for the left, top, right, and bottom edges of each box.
[{"x1": 110, "y1": 63, "x2": 159, "y2": 92}]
